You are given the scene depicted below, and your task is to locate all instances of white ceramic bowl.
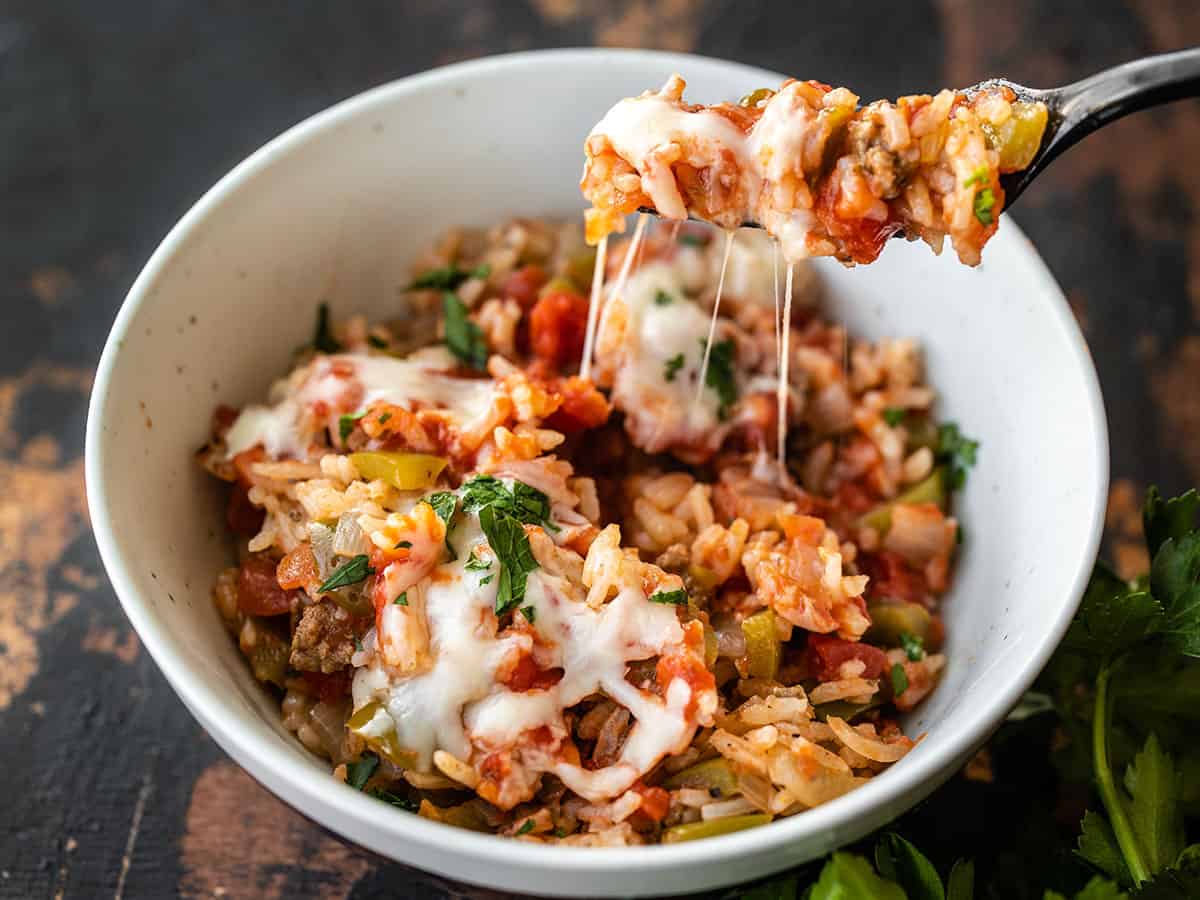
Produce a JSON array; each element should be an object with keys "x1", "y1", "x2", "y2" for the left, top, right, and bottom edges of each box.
[{"x1": 86, "y1": 48, "x2": 1108, "y2": 897}]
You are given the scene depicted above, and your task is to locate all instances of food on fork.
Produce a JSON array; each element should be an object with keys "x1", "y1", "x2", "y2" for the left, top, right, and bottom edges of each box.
[{"x1": 581, "y1": 74, "x2": 1048, "y2": 266}]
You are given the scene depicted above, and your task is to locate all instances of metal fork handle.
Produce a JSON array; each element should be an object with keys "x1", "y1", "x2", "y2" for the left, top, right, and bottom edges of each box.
[{"x1": 1002, "y1": 47, "x2": 1200, "y2": 202}]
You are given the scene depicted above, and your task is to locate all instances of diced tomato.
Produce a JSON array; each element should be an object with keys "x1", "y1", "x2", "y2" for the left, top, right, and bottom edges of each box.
[
  {"x1": 276, "y1": 545, "x2": 319, "y2": 590},
  {"x1": 212, "y1": 404, "x2": 239, "y2": 439},
  {"x1": 226, "y1": 484, "x2": 265, "y2": 536},
  {"x1": 502, "y1": 264, "x2": 548, "y2": 309},
  {"x1": 237, "y1": 556, "x2": 295, "y2": 616},
  {"x1": 631, "y1": 782, "x2": 670, "y2": 823},
  {"x1": 806, "y1": 633, "x2": 888, "y2": 681},
  {"x1": 859, "y1": 550, "x2": 930, "y2": 606},
  {"x1": 529, "y1": 290, "x2": 590, "y2": 369},
  {"x1": 231, "y1": 446, "x2": 265, "y2": 488},
  {"x1": 656, "y1": 646, "x2": 716, "y2": 719},
  {"x1": 832, "y1": 478, "x2": 877, "y2": 517},
  {"x1": 543, "y1": 375, "x2": 611, "y2": 433},
  {"x1": 303, "y1": 669, "x2": 351, "y2": 704},
  {"x1": 812, "y1": 176, "x2": 901, "y2": 265},
  {"x1": 502, "y1": 653, "x2": 564, "y2": 692}
]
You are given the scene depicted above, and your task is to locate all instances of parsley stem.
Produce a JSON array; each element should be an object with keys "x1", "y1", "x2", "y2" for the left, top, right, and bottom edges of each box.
[{"x1": 1093, "y1": 657, "x2": 1150, "y2": 885}]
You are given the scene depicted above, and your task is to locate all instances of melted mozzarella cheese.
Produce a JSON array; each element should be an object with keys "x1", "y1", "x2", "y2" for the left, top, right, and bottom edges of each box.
[
  {"x1": 351, "y1": 505, "x2": 695, "y2": 803},
  {"x1": 605, "y1": 260, "x2": 725, "y2": 454},
  {"x1": 589, "y1": 77, "x2": 832, "y2": 262},
  {"x1": 224, "y1": 346, "x2": 496, "y2": 459}
]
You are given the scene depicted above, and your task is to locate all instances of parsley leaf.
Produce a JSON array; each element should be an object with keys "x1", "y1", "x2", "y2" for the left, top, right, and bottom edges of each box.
[
  {"x1": 945, "y1": 860, "x2": 974, "y2": 900},
  {"x1": 664, "y1": 353, "x2": 686, "y2": 382},
  {"x1": 649, "y1": 589, "x2": 688, "y2": 606},
  {"x1": 875, "y1": 833, "x2": 945, "y2": 900},
  {"x1": 442, "y1": 292, "x2": 488, "y2": 370},
  {"x1": 408, "y1": 262, "x2": 491, "y2": 291},
  {"x1": 1062, "y1": 563, "x2": 1163, "y2": 661},
  {"x1": 654, "y1": 289, "x2": 674, "y2": 306},
  {"x1": 462, "y1": 475, "x2": 555, "y2": 530},
  {"x1": 890, "y1": 663, "x2": 909, "y2": 696},
  {"x1": 521, "y1": 605, "x2": 536, "y2": 623},
  {"x1": 367, "y1": 333, "x2": 389, "y2": 350},
  {"x1": 346, "y1": 752, "x2": 380, "y2": 790},
  {"x1": 1148, "y1": 532, "x2": 1200, "y2": 657},
  {"x1": 338, "y1": 410, "x2": 365, "y2": 442},
  {"x1": 1144, "y1": 488, "x2": 1199, "y2": 558},
  {"x1": 810, "y1": 853, "x2": 906, "y2": 900},
  {"x1": 395, "y1": 540, "x2": 412, "y2": 549},
  {"x1": 465, "y1": 550, "x2": 491, "y2": 571},
  {"x1": 936, "y1": 423, "x2": 980, "y2": 491},
  {"x1": 480, "y1": 573, "x2": 494, "y2": 585},
  {"x1": 478, "y1": 504, "x2": 539, "y2": 616},
  {"x1": 313, "y1": 302, "x2": 342, "y2": 353},
  {"x1": 1046, "y1": 877, "x2": 1129, "y2": 900},
  {"x1": 368, "y1": 788, "x2": 418, "y2": 812},
  {"x1": 424, "y1": 491, "x2": 459, "y2": 561},
  {"x1": 516, "y1": 818, "x2": 535, "y2": 836},
  {"x1": 1078, "y1": 810, "x2": 1131, "y2": 885},
  {"x1": 900, "y1": 632, "x2": 926, "y2": 661},
  {"x1": 319, "y1": 555, "x2": 374, "y2": 593},
  {"x1": 883, "y1": 407, "x2": 906, "y2": 427},
  {"x1": 700, "y1": 337, "x2": 738, "y2": 420},
  {"x1": 1124, "y1": 734, "x2": 1186, "y2": 873},
  {"x1": 394, "y1": 592, "x2": 408, "y2": 606}
]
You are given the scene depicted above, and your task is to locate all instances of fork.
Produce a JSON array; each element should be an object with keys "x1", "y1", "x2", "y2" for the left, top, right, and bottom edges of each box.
[{"x1": 980, "y1": 47, "x2": 1200, "y2": 206}]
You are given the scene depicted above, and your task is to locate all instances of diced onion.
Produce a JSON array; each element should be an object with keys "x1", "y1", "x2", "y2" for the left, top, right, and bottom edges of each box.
[{"x1": 333, "y1": 512, "x2": 370, "y2": 557}]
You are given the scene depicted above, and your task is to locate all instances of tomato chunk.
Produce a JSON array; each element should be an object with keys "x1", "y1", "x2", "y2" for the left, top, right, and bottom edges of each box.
[
  {"x1": 859, "y1": 550, "x2": 930, "y2": 607},
  {"x1": 529, "y1": 290, "x2": 589, "y2": 369},
  {"x1": 501, "y1": 653, "x2": 564, "y2": 692},
  {"x1": 806, "y1": 633, "x2": 888, "y2": 681},
  {"x1": 226, "y1": 484, "x2": 264, "y2": 536},
  {"x1": 237, "y1": 556, "x2": 295, "y2": 616},
  {"x1": 502, "y1": 264, "x2": 548, "y2": 309}
]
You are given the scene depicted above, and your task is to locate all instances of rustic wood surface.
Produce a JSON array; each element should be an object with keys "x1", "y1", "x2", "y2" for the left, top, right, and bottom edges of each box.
[{"x1": 1, "y1": 2, "x2": 1197, "y2": 897}]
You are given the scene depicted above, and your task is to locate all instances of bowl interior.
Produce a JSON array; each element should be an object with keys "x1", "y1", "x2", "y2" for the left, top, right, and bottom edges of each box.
[{"x1": 87, "y1": 49, "x2": 1107, "y2": 897}]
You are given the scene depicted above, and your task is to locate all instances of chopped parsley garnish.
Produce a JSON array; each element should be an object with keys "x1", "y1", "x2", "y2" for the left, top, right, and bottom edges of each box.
[
  {"x1": 478, "y1": 503, "x2": 539, "y2": 616},
  {"x1": 377, "y1": 412, "x2": 392, "y2": 425},
  {"x1": 367, "y1": 334, "x2": 389, "y2": 349},
  {"x1": 395, "y1": 540, "x2": 412, "y2": 550},
  {"x1": 936, "y1": 422, "x2": 980, "y2": 491},
  {"x1": 700, "y1": 337, "x2": 738, "y2": 420},
  {"x1": 882, "y1": 406, "x2": 906, "y2": 427},
  {"x1": 516, "y1": 818, "x2": 535, "y2": 836},
  {"x1": 394, "y1": 592, "x2": 408, "y2": 606},
  {"x1": 480, "y1": 573, "x2": 494, "y2": 585},
  {"x1": 368, "y1": 788, "x2": 418, "y2": 812},
  {"x1": 319, "y1": 555, "x2": 374, "y2": 593},
  {"x1": 338, "y1": 410, "x2": 366, "y2": 442},
  {"x1": 654, "y1": 289, "x2": 674, "y2": 306},
  {"x1": 462, "y1": 475, "x2": 556, "y2": 531},
  {"x1": 442, "y1": 292, "x2": 488, "y2": 370},
  {"x1": 899, "y1": 632, "x2": 926, "y2": 661},
  {"x1": 354, "y1": 637, "x2": 364, "y2": 652},
  {"x1": 521, "y1": 605, "x2": 536, "y2": 623},
  {"x1": 465, "y1": 551, "x2": 491, "y2": 571},
  {"x1": 890, "y1": 663, "x2": 909, "y2": 696},
  {"x1": 973, "y1": 186, "x2": 996, "y2": 226},
  {"x1": 424, "y1": 491, "x2": 459, "y2": 560},
  {"x1": 346, "y1": 752, "x2": 380, "y2": 790},
  {"x1": 649, "y1": 588, "x2": 688, "y2": 606},
  {"x1": 664, "y1": 353, "x2": 686, "y2": 382},
  {"x1": 553, "y1": 827, "x2": 567, "y2": 838},
  {"x1": 313, "y1": 302, "x2": 342, "y2": 353},
  {"x1": 408, "y1": 262, "x2": 491, "y2": 291}
]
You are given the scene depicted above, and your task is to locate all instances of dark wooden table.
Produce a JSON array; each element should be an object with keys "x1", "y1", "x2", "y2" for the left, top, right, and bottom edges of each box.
[{"x1": 2, "y1": 2, "x2": 1197, "y2": 897}]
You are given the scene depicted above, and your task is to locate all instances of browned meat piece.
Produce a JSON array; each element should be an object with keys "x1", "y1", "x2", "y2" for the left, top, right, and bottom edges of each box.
[{"x1": 289, "y1": 600, "x2": 356, "y2": 673}]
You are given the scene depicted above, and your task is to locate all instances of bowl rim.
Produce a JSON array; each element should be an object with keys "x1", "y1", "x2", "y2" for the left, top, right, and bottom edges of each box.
[{"x1": 85, "y1": 46, "x2": 1109, "y2": 883}]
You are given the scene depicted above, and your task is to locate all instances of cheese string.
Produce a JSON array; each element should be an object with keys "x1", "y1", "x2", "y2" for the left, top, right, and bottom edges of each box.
[
  {"x1": 584, "y1": 214, "x2": 648, "y2": 382},
  {"x1": 777, "y1": 263, "x2": 795, "y2": 478},
  {"x1": 692, "y1": 230, "x2": 735, "y2": 418},
  {"x1": 579, "y1": 235, "x2": 608, "y2": 382}
]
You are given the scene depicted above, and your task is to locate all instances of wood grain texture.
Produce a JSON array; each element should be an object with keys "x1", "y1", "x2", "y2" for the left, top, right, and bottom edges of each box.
[{"x1": 0, "y1": 2, "x2": 1196, "y2": 897}]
